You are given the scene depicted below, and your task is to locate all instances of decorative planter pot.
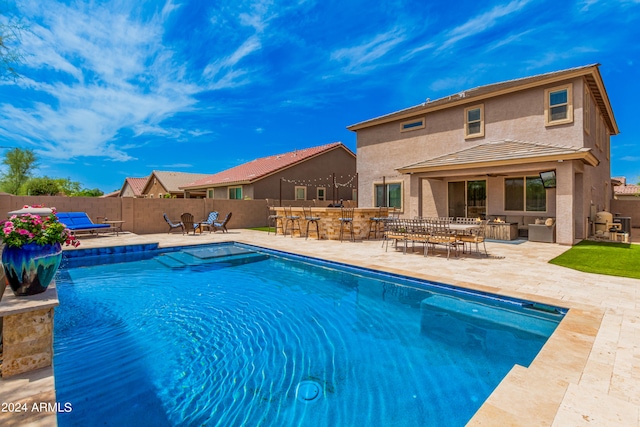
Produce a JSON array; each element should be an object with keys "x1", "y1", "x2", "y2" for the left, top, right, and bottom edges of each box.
[{"x1": 2, "y1": 242, "x2": 62, "y2": 296}]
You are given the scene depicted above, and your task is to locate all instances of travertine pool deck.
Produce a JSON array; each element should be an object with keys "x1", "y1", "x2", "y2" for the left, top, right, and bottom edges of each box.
[{"x1": 2, "y1": 229, "x2": 639, "y2": 426}]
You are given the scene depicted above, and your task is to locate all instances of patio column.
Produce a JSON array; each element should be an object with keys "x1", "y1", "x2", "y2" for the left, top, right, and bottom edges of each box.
[{"x1": 556, "y1": 161, "x2": 576, "y2": 245}]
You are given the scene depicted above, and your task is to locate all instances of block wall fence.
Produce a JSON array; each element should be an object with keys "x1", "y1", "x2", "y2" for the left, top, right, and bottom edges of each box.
[{"x1": 0, "y1": 195, "x2": 348, "y2": 234}]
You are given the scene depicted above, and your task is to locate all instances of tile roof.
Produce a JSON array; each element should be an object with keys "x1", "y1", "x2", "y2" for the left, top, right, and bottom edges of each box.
[
  {"x1": 123, "y1": 177, "x2": 147, "y2": 197},
  {"x1": 348, "y1": 63, "x2": 618, "y2": 135},
  {"x1": 397, "y1": 139, "x2": 598, "y2": 173},
  {"x1": 182, "y1": 142, "x2": 352, "y2": 189},
  {"x1": 614, "y1": 184, "x2": 640, "y2": 195},
  {"x1": 150, "y1": 171, "x2": 212, "y2": 192}
]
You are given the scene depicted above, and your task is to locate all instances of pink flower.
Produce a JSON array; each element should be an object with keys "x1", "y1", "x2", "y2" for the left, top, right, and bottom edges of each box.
[{"x1": 18, "y1": 229, "x2": 30, "y2": 236}]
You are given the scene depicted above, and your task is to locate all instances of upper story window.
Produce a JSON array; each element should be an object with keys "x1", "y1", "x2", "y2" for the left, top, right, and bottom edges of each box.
[
  {"x1": 544, "y1": 84, "x2": 573, "y2": 126},
  {"x1": 464, "y1": 104, "x2": 484, "y2": 139},
  {"x1": 400, "y1": 117, "x2": 425, "y2": 132}
]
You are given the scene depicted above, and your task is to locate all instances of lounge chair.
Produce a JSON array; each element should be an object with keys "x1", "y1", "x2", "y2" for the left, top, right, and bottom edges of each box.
[
  {"x1": 56, "y1": 212, "x2": 112, "y2": 235},
  {"x1": 197, "y1": 211, "x2": 219, "y2": 233},
  {"x1": 180, "y1": 213, "x2": 196, "y2": 235},
  {"x1": 212, "y1": 212, "x2": 232, "y2": 233},
  {"x1": 163, "y1": 213, "x2": 184, "y2": 234}
]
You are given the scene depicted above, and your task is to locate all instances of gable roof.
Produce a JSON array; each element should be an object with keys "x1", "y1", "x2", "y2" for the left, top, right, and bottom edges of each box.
[
  {"x1": 120, "y1": 177, "x2": 147, "y2": 197},
  {"x1": 348, "y1": 64, "x2": 618, "y2": 135},
  {"x1": 181, "y1": 142, "x2": 354, "y2": 189},
  {"x1": 144, "y1": 171, "x2": 211, "y2": 193},
  {"x1": 397, "y1": 139, "x2": 599, "y2": 174}
]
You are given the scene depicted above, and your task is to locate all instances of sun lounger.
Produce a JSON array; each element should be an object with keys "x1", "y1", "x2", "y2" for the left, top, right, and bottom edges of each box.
[{"x1": 56, "y1": 212, "x2": 112, "y2": 235}]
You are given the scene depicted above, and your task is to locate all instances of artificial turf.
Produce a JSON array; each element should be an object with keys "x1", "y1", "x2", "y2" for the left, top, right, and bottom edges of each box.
[{"x1": 549, "y1": 239, "x2": 640, "y2": 279}]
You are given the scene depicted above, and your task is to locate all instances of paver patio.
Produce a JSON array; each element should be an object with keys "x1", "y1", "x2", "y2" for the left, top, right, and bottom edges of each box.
[{"x1": 2, "y1": 229, "x2": 639, "y2": 426}]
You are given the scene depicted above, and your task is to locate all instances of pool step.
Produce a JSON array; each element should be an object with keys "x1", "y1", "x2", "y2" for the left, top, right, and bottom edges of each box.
[
  {"x1": 192, "y1": 252, "x2": 269, "y2": 270},
  {"x1": 183, "y1": 246, "x2": 255, "y2": 260},
  {"x1": 156, "y1": 248, "x2": 268, "y2": 269}
]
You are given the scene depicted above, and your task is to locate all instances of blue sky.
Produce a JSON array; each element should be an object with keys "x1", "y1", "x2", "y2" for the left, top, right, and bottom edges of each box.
[{"x1": 0, "y1": 0, "x2": 639, "y2": 193}]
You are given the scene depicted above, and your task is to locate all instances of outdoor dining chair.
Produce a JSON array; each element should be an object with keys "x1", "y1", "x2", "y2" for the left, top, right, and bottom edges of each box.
[{"x1": 266, "y1": 202, "x2": 283, "y2": 235}]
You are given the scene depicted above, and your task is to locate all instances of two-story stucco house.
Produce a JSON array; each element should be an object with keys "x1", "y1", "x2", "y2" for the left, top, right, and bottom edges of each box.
[{"x1": 348, "y1": 64, "x2": 618, "y2": 245}]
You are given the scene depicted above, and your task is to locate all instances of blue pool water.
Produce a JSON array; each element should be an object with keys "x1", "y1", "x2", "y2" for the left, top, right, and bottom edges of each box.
[{"x1": 54, "y1": 243, "x2": 565, "y2": 427}]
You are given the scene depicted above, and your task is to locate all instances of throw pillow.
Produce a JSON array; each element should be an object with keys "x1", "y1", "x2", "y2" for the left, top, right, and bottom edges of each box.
[{"x1": 545, "y1": 218, "x2": 555, "y2": 226}]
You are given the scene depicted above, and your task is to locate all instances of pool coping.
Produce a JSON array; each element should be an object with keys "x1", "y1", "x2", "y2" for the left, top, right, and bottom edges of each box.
[{"x1": 0, "y1": 235, "x2": 630, "y2": 426}]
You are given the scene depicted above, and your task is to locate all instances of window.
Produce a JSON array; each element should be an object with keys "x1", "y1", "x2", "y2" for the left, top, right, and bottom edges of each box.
[
  {"x1": 400, "y1": 117, "x2": 425, "y2": 132},
  {"x1": 464, "y1": 104, "x2": 484, "y2": 138},
  {"x1": 228, "y1": 186, "x2": 242, "y2": 199},
  {"x1": 374, "y1": 182, "x2": 402, "y2": 210},
  {"x1": 317, "y1": 187, "x2": 326, "y2": 201},
  {"x1": 148, "y1": 194, "x2": 154, "y2": 198},
  {"x1": 544, "y1": 84, "x2": 573, "y2": 126},
  {"x1": 295, "y1": 186, "x2": 306, "y2": 200},
  {"x1": 595, "y1": 114, "x2": 601, "y2": 149},
  {"x1": 583, "y1": 87, "x2": 590, "y2": 135},
  {"x1": 207, "y1": 189, "x2": 214, "y2": 199},
  {"x1": 504, "y1": 177, "x2": 546, "y2": 212}
]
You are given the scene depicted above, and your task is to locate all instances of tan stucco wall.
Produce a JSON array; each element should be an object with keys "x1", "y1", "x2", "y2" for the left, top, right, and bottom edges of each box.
[{"x1": 354, "y1": 76, "x2": 614, "y2": 245}]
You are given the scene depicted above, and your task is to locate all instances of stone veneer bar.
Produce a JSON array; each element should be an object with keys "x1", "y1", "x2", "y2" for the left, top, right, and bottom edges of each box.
[{"x1": 0, "y1": 284, "x2": 59, "y2": 378}]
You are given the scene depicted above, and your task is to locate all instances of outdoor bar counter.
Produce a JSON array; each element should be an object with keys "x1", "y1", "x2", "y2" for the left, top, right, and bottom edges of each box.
[{"x1": 273, "y1": 207, "x2": 390, "y2": 240}]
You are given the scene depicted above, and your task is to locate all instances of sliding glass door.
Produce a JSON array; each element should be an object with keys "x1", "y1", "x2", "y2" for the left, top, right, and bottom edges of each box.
[{"x1": 448, "y1": 180, "x2": 486, "y2": 218}]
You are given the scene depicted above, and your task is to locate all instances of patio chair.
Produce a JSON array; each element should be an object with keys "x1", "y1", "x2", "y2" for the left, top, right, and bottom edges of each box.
[
  {"x1": 212, "y1": 212, "x2": 232, "y2": 233},
  {"x1": 197, "y1": 211, "x2": 219, "y2": 234},
  {"x1": 303, "y1": 206, "x2": 321, "y2": 240},
  {"x1": 383, "y1": 218, "x2": 409, "y2": 253},
  {"x1": 427, "y1": 220, "x2": 458, "y2": 260},
  {"x1": 283, "y1": 206, "x2": 301, "y2": 237},
  {"x1": 457, "y1": 220, "x2": 488, "y2": 256},
  {"x1": 180, "y1": 212, "x2": 196, "y2": 235},
  {"x1": 163, "y1": 213, "x2": 184, "y2": 234},
  {"x1": 338, "y1": 207, "x2": 355, "y2": 242}
]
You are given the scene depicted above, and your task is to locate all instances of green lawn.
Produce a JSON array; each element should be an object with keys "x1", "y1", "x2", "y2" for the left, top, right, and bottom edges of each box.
[
  {"x1": 248, "y1": 227, "x2": 271, "y2": 232},
  {"x1": 549, "y1": 240, "x2": 640, "y2": 279}
]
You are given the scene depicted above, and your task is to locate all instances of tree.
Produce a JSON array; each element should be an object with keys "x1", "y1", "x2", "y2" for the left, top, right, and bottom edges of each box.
[
  {"x1": 23, "y1": 176, "x2": 60, "y2": 195},
  {"x1": 73, "y1": 188, "x2": 104, "y2": 197},
  {"x1": 54, "y1": 178, "x2": 81, "y2": 196},
  {"x1": 0, "y1": 4, "x2": 26, "y2": 80},
  {"x1": 0, "y1": 148, "x2": 37, "y2": 194}
]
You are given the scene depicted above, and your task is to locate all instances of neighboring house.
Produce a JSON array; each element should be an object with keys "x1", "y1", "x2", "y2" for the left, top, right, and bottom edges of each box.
[
  {"x1": 142, "y1": 171, "x2": 210, "y2": 198},
  {"x1": 348, "y1": 64, "x2": 618, "y2": 245},
  {"x1": 100, "y1": 190, "x2": 121, "y2": 198},
  {"x1": 613, "y1": 177, "x2": 640, "y2": 200},
  {"x1": 180, "y1": 142, "x2": 357, "y2": 203},
  {"x1": 118, "y1": 177, "x2": 148, "y2": 198}
]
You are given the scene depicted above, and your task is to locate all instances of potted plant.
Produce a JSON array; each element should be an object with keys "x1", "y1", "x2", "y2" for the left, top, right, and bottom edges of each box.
[{"x1": 1, "y1": 205, "x2": 80, "y2": 296}]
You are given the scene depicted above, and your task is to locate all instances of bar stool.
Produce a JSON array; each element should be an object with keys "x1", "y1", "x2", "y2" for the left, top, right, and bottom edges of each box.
[
  {"x1": 338, "y1": 207, "x2": 355, "y2": 242},
  {"x1": 367, "y1": 207, "x2": 384, "y2": 239},
  {"x1": 267, "y1": 204, "x2": 283, "y2": 235},
  {"x1": 303, "y1": 206, "x2": 321, "y2": 240},
  {"x1": 283, "y1": 206, "x2": 301, "y2": 237}
]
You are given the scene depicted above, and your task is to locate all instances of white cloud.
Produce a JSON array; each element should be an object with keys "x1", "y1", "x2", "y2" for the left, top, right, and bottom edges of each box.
[
  {"x1": 437, "y1": 0, "x2": 531, "y2": 52},
  {"x1": 0, "y1": 1, "x2": 200, "y2": 162},
  {"x1": 330, "y1": 27, "x2": 407, "y2": 74}
]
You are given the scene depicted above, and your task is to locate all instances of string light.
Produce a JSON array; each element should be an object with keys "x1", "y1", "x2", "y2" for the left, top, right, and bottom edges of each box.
[{"x1": 280, "y1": 174, "x2": 357, "y2": 188}]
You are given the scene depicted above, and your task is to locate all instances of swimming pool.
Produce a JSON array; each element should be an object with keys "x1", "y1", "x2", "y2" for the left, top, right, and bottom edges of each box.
[{"x1": 54, "y1": 243, "x2": 565, "y2": 426}]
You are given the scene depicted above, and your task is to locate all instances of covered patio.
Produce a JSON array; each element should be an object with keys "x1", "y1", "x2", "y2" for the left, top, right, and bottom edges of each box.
[{"x1": 397, "y1": 140, "x2": 603, "y2": 245}]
